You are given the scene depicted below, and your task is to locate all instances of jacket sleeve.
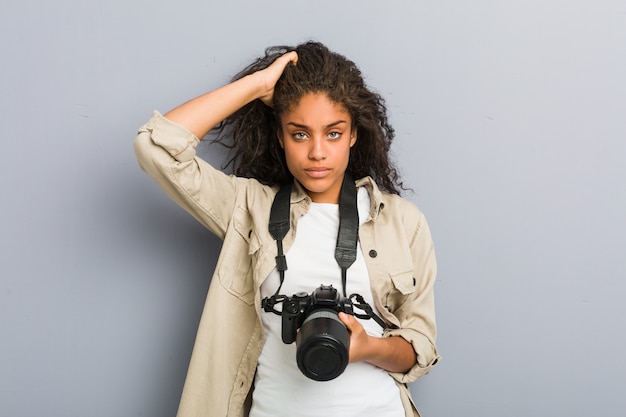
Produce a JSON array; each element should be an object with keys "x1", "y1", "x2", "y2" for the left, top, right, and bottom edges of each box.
[
  {"x1": 133, "y1": 111, "x2": 241, "y2": 239},
  {"x1": 384, "y1": 209, "x2": 440, "y2": 383}
]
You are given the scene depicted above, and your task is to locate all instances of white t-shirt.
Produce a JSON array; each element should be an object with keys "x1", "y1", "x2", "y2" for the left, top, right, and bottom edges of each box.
[{"x1": 250, "y1": 187, "x2": 404, "y2": 417}]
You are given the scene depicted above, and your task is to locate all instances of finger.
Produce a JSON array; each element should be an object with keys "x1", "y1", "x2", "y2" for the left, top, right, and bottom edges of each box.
[
  {"x1": 276, "y1": 51, "x2": 297, "y2": 67},
  {"x1": 283, "y1": 51, "x2": 298, "y2": 64},
  {"x1": 266, "y1": 52, "x2": 296, "y2": 79},
  {"x1": 338, "y1": 312, "x2": 354, "y2": 329}
]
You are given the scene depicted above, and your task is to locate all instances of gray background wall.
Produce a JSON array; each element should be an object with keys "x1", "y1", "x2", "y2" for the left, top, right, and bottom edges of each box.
[{"x1": 2, "y1": 1, "x2": 625, "y2": 416}]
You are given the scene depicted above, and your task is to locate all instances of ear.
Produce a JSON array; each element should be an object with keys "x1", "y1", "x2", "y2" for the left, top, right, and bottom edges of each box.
[
  {"x1": 349, "y1": 130, "x2": 357, "y2": 147},
  {"x1": 277, "y1": 129, "x2": 285, "y2": 149}
]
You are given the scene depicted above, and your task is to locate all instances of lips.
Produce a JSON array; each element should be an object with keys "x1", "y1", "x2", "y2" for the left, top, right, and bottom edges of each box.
[{"x1": 304, "y1": 167, "x2": 331, "y2": 178}]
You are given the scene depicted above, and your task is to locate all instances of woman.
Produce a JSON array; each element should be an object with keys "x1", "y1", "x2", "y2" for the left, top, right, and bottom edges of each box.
[{"x1": 134, "y1": 41, "x2": 439, "y2": 417}]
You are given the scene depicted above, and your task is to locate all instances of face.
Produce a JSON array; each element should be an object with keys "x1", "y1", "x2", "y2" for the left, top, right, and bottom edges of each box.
[{"x1": 278, "y1": 93, "x2": 357, "y2": 204}]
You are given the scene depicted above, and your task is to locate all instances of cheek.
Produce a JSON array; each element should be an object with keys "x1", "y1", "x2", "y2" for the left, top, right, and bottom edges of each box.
[{"x1": 341, "y1": 144, "x2": 353, "y2": 163}]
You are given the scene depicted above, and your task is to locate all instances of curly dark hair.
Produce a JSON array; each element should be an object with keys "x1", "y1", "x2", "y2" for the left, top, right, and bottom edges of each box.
[{"x1": 211, "y1": 41, "x2": 405, "y2": 195}]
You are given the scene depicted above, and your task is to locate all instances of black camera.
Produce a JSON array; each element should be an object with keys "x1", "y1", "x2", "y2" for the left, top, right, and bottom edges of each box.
[{"x1": 279, "y1": 284, "x2": 354, "y2": 381}]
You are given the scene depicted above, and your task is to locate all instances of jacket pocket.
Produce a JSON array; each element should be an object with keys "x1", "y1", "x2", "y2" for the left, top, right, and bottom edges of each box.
[
  {"x1": 390, "y1": 270, "x2": 417, "y2": 295},
  {"x1": 217, "y1": 207, "x2": 260, "y2": 305},
  {"x1": 385, "y1": 270, "x2": 416, "y2": 313}
]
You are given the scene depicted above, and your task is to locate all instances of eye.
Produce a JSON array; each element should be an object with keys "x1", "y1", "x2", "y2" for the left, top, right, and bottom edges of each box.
[
  {"x1": 328, "y1": 131, "x2": 341, "y2": 139},
  {"x1": 293, "y1": 132, "x2": 308, "y2": 140}
]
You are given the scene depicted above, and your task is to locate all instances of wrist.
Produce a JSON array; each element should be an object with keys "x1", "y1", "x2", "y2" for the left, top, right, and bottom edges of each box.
[
  {"x1": 361, "y1": 335, "x2": 381, "y2": 364},
  {"x1": 242, "y1": 71, "x2": 270, "y2": 102}
]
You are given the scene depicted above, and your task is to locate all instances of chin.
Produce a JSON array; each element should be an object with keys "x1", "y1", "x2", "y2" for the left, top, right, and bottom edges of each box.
[{"x1": 301, "y1": 180, "x2": 331, "y2": 193}]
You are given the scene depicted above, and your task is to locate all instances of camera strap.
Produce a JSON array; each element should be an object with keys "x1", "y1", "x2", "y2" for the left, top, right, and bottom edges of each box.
[{"x1": 266, "y1": 174, "x2": 387, "y2": 330}]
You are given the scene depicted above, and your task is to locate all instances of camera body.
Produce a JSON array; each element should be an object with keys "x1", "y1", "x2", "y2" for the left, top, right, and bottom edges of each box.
[{"x1": 281, "y1": 284, "x2": 354, "y2": 381}]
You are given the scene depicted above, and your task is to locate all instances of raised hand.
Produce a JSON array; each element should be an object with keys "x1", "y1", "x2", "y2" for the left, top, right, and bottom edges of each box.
[{"x1": 257, "y1": 51, "x2": 298, "y2": 107}]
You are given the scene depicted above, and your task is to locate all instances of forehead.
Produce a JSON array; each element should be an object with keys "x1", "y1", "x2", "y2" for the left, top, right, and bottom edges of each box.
[{"x1": 280, "y1": 93, "x2": 351, "y2": 126}]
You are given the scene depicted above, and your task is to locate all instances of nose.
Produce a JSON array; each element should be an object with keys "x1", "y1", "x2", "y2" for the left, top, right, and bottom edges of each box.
[{"x1": 308, "y1": 137, "x2": 326, "y2": 160}]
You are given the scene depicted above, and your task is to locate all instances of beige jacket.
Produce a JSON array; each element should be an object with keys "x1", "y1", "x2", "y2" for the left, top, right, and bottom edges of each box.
[{"x1": 134, "y1": 112, "x2": 440, "y2": 417}]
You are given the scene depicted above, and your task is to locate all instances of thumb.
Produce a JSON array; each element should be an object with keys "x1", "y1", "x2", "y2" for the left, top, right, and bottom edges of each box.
[{"x1": 338, "y1": 312, "x2": 355, "y2": 330}]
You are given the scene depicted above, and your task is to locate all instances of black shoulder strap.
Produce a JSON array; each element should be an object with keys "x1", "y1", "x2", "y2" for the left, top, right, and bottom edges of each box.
[
  {"x1": 268, "y1": 182, "x2": 292, "y2": 295},
  {"x1": 336, "y1": 175, "x2": 359, "y2": 296},
  {"x1": 269, "y1": 182, "x2": 292, "y2": 242},
  {"x1": 265, "y1": 176, "x2": 387, "y2": 330},
  {"x1": 269, "y1": 176, "x2": 359, "y2": 296}
]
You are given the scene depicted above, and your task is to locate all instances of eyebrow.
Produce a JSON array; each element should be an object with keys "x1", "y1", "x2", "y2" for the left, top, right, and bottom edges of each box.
[{"x1": 286, "y1": 120, "x2": 348, "y2": 129}]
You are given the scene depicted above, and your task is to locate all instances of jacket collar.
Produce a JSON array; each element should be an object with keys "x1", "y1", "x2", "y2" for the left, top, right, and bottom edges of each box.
[
  {"x1": 290, "y1": 179, "x2": 311, "y2": 204},
  {"x1": 289, "y1": 176, "x2": 385, "y2": 220},
  {"x1": 356, "y1": 177, "x2": 385, "y2": 220}
]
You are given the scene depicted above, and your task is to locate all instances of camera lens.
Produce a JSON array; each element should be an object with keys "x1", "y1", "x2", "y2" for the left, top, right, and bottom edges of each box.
[{"x1": 296, "y1": 309, "x2": 350, "y2": 381}]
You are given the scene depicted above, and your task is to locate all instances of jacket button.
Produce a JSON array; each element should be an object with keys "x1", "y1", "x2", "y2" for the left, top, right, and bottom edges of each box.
[{"x1": 369, "y1": 249, "x2": 377, "y2": 258}]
